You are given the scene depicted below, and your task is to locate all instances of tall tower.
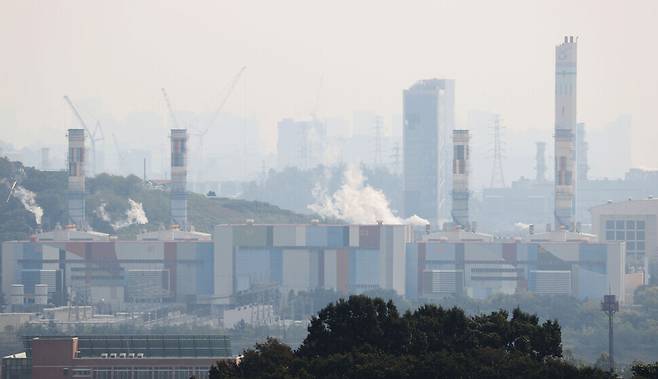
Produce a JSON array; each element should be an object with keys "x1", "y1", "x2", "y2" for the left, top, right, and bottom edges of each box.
[
  {"x1": 536, "y1": 142, "x2": 547, "y2": 183},
  {"x1": 554, "y1": 36, "x2": 578, "y2": 230},
  {"x1": 403, "y1": 79, "x2": 455, "y2": 226},
  {"x1": 452, "y1": 130, "x2": 470, "y2": 229},
  {"x1": 490, "y1": 115, "x2": 506, "y2": 188},
  {"x1": 576, "y1": 122, "x2": 589, "y2": 181},
  {"x1": 67, "y1": 129, "x2": 86, "y2": 229},
  {"x1": 170, "y1": 129, "x2": 188, "y2": 229}
]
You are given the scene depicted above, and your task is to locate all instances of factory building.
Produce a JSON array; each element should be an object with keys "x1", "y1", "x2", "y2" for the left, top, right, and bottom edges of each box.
[
  {"x1": 1, "y1": 228, "x2": 215, "y2": 312},
  {"x1": 554, "y1": 36, "x2": 578, "y2": 230},
  {"x1": 591, "y1": 198, "x2": 658, "y2": 280},
  {"x1": 403, "y1": 79, "x2": 455, "y2": 227},
  {"x1": 2, "y1": 335, "x2": 233, "y2": 379},
  {"x1": 406, "y1": 237, "x2": 625, "y2": 303},
  {"x1": 67, "y1": 129, "x2": 86, "y2": 229},
  {"x1": 213, "y1": 223, "x2": 413, "y2": 300}
]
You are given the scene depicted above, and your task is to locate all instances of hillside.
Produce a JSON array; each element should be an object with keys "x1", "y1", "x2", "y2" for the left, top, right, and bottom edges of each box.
[{"x1": 0, "y1": 157, "x2": 311, "y2": 241}]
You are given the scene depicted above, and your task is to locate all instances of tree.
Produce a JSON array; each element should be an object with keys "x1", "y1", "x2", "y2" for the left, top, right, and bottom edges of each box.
[{"x1": 631, "y1": 361, "x2": 658, "y2": 379}]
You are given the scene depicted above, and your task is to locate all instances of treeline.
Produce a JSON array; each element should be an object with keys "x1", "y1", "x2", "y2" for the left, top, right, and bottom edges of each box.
[{"x1": 212, "y1": 295, "x2": 615, "y2": 379}]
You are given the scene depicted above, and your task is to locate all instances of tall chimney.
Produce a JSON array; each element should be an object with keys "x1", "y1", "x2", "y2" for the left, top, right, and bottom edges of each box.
[
  {"x1": 452, "y1": 130, "x2": 470, "y2": 230},
  {"x1": 554, "y1": 36, "x2": 578, "y2": 229},
  {"x1": 67, "y1": 129, "x2": 86, "y2": 229},
  {"x1": 170, "y1": 129, "x2": 188, "y2": 229},
  {"x1": 535, "y1": 142, "x2": 546, "y2": 183}
]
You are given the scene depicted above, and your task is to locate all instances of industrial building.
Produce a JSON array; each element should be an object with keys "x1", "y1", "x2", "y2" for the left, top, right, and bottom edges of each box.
[
  {"x1": 1, "y1": 227, "x2": 215, "y2": 312},
  {"x1": 1, "y1": 335, "x2": 232, "y2": 379},
  {"x1": 406, "y1": 236, "x2": 625, "y2": 302},
  {"x1": 591, "y1": 198, "x2": 658, "y2": 280},
  {"x1": 403, "y1": 79, "x2": 455, "y2": 227},
  {"x1": 213, "y1": 223, "x2": 413, "y2": 300}
]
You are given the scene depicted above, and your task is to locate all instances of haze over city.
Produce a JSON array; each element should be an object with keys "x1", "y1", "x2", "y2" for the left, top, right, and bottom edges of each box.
[{"x1": 2, "y1": 1, "x2": 658, "y2": 378}]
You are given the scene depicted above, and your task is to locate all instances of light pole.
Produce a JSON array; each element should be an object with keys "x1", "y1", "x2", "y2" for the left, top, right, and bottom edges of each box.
[{"x1": 601, "y1": 294, "x2": 619, "y2": 373}]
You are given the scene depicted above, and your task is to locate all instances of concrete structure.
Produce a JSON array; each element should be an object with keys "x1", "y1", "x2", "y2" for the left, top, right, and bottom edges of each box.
[
  {"x1": 554, "y1": 36, "x2": 578, "y2": 230},
  {"x1": 576, "y1": 122, "x2": 589, "y2": 181},
  {"x1": 406, "y1": 238, "x2": 625, "y2": 302},
  {"x1": 591, "y1": 198, "x2": 658, "y2": 279},
  {"x1": 277, "y1": 118, "x2": 327, "y2": 170},
  {"x1": 214, "y1": 223, "x2": 412, "y2": 301},
  {"x1": 403, "y1": 79, "x2": 455, "y2": 227},
  {"x1": 170, "y1": 129, "x2": 188, "y2": 229},
  {"x1": 67, "y1": 129, "x2": 86, "y2": 229},
  {"x1": 2, "y1": 335, "x2": 232, "y2": 379},
  {"x1": 452, "y1": 130, "x2": 470, "y2": 229}
]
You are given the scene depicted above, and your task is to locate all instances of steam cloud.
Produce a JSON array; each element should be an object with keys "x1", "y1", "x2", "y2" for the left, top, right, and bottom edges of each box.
[
  {"x1": 96, "y1": 199, "x2": 148, "y2": 230},
  {"x1": 4, "y1": 180, "x2": 44, "y2": 225},
  {"x1": 308, "y1": 165, "x2": 429, "y2": 225}
]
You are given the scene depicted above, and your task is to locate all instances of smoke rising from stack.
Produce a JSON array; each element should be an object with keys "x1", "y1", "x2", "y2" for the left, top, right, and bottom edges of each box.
[{"x1": 308, "y1": 165, "x2": 428, "y2": 225}]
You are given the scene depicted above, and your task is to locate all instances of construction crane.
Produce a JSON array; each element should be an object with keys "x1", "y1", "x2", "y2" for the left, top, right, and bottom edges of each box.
[
  {"x1": 202, "y1": 65, "x2": 247, "y2": 138},
  {"x1": 63, "y1": 95, "x2": 105, "y2": 177},
  {"x1": 161, "y1": 88, "x2": 180, "y2": 129}
]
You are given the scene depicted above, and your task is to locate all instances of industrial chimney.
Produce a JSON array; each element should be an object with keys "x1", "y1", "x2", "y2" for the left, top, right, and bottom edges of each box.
[
  {"x1": 170, "y1": 129, "x2": 188, "y2": 230},
  {"x1": 452, "y1": 130, "x2": 470, "y2": 230},
  {"x1": 554, "y1": 36, "x2": 578, "y2": 230},
  {"x1": 67, "y1": 129, "x2": 86, "y2": 229}
]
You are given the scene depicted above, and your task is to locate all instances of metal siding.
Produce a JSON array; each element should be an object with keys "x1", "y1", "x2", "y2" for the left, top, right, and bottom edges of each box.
[
  {"x1": 359, "y1": 225, "x2": 380, "y2": 249},
  {"x1": 233, "y1": 226, "x2": 269, "y2": 247},
  {"x1": 273, "y1": 226, "x2": 297, "y2": 247},
  {"x1": 306, "y1": 226, "x2": 327, "y2": 247},
  {"x1": 196, "y1": 242, "x2": 214, "y2": 295}
]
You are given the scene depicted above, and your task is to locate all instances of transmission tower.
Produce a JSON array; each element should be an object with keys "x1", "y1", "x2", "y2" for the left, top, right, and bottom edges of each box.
[
  {"x1": 373, "y1": 116, "x2": 383, "y2": 167},
  {"x1": 490, "y1": 115, "x2": 506, "y2": 188}
]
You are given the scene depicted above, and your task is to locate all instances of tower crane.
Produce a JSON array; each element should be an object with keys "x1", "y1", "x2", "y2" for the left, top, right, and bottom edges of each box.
[
  {"x1": 63, "y1": 96, "x2": 105, "y2": 177},
  {"x1": 161, "y1": 88, "x2": 180, "y2": 129}
]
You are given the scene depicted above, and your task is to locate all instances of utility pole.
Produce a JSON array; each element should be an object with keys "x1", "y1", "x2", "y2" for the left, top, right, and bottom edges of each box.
[{"x1": 601, "y1": 294, "x2": 619, "y2": 373}]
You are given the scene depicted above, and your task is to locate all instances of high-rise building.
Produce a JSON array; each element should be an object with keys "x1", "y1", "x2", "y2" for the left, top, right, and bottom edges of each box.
[
  {"x1": 403, "y1": 79, "x2": 455, "y2": 227},
  {"x1": 554, "y1": 36, "x2": 578, "y2": 230},
  {"x1": 170, "y1": 129, "x2": 188, "y2": 229},
  {"x1": 67, "y1": 129, "x2": 85, "y2": 229},
  {"x1": 536, "y1": 142, "x2": 547, "y2": 183}
]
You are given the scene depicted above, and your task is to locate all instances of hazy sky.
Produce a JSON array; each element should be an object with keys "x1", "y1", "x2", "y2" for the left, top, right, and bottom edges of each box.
[{"x1": 1, "y1": 0, "x2": 657, "y2": 167}]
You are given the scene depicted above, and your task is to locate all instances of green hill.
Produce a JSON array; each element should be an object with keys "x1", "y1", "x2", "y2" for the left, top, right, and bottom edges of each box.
[{"x1": 0, "y1": 157, "x2": 311, "y2": 241}]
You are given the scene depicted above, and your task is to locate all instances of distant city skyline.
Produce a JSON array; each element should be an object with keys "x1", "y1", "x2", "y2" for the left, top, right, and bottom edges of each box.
[{"x1": 0, "y1": 1, "x2": 655, "y2": 170}]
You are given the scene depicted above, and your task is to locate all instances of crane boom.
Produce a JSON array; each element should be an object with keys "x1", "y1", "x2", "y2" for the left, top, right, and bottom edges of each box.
[
  {"x1": 161, "y1": 88, "x2": 180, "y2": 129},
  {"x1": 63, "y1": 96, "x2": 91, "y2": 133},
  {"x1": 204, "y1": 66, "x2": 246, "y2": 134}
]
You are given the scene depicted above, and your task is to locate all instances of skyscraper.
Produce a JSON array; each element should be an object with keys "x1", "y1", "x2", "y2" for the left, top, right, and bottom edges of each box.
[
  {"x1": 554, "y1": 36, "x2": 577, "y2": 229},
  {"x1": 403, "y1": 79, "x2": 455, "y2": 227}
]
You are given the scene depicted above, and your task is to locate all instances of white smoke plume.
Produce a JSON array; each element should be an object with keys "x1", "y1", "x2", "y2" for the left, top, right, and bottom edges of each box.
[
  {"x1": 12, "y1": 185, "x2": 44, "y2": 225},
  {"x1": 95, "y1": 202, "x2": 111, "y2": 222},
  {"x1": 111, "y1": 199, "x2": 149, "y2": 230},
  {"x1": 308, "y1": 165, "x2": 429, "y2": 225}
]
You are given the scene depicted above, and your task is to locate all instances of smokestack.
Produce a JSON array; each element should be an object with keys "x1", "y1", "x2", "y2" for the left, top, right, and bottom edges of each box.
[
  {"x1": 554, "y1": 36, "x2": 578, "y2": 229},
  {"x1": 452, "y1": 130, "x2": 470, "y2": 230},
  {"x1": 67, "y1": 129, "x2": 86, "y2": 230},
  {"x1": 535, "y1": 142, "x2": 546, "y2": 183},
  {"x1": 170, "y1": 129, "x2": 188, "y2": 230}
]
